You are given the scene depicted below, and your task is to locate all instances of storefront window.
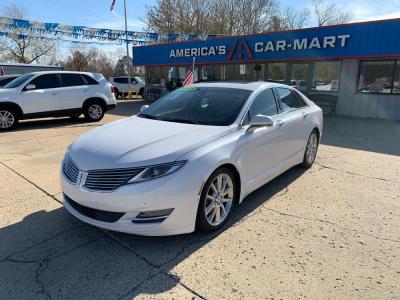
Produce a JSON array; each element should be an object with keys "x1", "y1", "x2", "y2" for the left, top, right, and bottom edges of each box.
[
  {"x1": 200, "y1": 65, "x2": 220, "y2": 81},
  {"x1": 233, "y1": 64, "x2": 252, "y2": 81},
  {"x1": 393, "y1": 61, "x2": 400, "y2": 93},
  {"x1": 358, "y1": 61, "x2": 395, "y2": 93},
  {"x1": 312, "y1": 61, "x2": 341, "y2": 92},
  {"x1": 225, "y1": 64, "x2": 235, "y2": 80},
  {"x1": 290, "y1": 63, "x2": 308, "y2": 94},
  {"x1": 267, "y1": 63, "x2": 286, "y2": 83},
  {"x1": 146, "y1": 66, "x2": 162, "y2": 84}
]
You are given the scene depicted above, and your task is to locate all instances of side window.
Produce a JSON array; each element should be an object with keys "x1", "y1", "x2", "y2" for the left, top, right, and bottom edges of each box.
[
  {"x1": 114, "y1": 77, "x2": 128, "y2": 84},
  {"x1": 60, "y1": 74, "x2": 87, "y2": 87},
  {"x1": 27, "y1": 74, "x2": 60, "y2": 90},
  {"x1": 248, "y1": 89, "x2": 278, "y2": 121},
  {"x1": 276, "y1": 88, "x2": 306, "y2": 112},
  {"x1": 82, "y1": 74, "x2": 99, "y2": 85}
]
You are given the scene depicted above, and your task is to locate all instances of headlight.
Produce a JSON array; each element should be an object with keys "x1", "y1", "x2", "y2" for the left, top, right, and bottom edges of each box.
[{"x1": 128, "y1": 161, "x2": 186, "y2": 183}]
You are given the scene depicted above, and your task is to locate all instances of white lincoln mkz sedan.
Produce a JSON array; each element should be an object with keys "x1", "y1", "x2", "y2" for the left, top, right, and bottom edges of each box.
[{"x1": 61, "y1": 82, "x2": 323, "y2": 236}]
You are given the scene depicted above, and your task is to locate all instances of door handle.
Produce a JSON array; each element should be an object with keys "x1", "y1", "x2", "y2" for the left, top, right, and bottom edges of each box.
[
  {"x1": 275, "y1": 120, "x2": 285, "y2": 127},
  {"x1": 52, "y1": 92, "x2": 57, "y2": 96}
]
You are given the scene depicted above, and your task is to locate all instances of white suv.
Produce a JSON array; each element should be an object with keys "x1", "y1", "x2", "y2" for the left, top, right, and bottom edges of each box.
[
  {"x1": 109, "y1": 76, "x2": 145, "y2": 98},
  {"x1": 0, "y1": 71, "x2": 117, "y2": 130}
]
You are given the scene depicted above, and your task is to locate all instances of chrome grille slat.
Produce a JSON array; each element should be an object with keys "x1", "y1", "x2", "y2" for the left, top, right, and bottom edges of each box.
[
  {"x1": 84, "y1": 167, "x2": 144, "y2": 191},
  {"x1": 62, "y1": 154, "x2": 79, "y2": 184}
]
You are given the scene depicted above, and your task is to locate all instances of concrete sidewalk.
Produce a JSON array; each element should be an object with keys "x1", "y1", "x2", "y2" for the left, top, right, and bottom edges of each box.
[{"x1": 0, "y1": 105, "x2": 399, "y2": 299}]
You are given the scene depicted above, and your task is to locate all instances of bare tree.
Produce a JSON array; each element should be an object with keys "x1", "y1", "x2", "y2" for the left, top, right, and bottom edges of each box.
[
  {"x1": 283, "y1": 7, "x2": 311, "y2": 29},
  {"x1": 146, "y1": 0, "x2": 278, "y2": 35},
  {"x1": 0, "y1": 5, "x2": 57, "y2": 64},
  {"x1": 312, "y1": 0, "x2": 352, "y2": 26},
  {"x1": 62, "y1": 48, "x2": 115, "y2": 78}
]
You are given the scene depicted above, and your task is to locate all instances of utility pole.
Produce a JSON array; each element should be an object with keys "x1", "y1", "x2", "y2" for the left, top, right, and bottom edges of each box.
[{"x1": 123, "y1": 0, "x2": 131, "y2": 96}]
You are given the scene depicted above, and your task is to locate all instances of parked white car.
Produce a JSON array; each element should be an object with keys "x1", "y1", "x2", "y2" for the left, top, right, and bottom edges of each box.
[
  {"x1": 61, "y1": 82, "x2": 323, "y2": 236},
  {"x1": 109, "y1": 76, "x2": 145, "y2": 98},
  {"x1": 0, "y1": 71, "x2": 116, "y2": 130}
]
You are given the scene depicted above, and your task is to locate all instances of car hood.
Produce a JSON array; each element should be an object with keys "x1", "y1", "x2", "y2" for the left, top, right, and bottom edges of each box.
[
  {"x1": 0, "y1": 88, "x2": 17, "y2": 100},
  {"x1": 69, "y1": 116, "x2": 232, "y2": 170}
]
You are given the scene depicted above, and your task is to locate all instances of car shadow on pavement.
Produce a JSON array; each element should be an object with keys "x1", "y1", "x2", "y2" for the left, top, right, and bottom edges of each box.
[
  {"x1": 15, "y1": 116, "x2": 100, "y2": 132},
  {"x1": 0, "y1": 165, "x2": 306, "y2": 299}
]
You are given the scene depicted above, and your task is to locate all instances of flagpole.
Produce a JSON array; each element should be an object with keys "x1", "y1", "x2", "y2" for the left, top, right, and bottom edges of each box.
[
  {"x1": 123, "y1": 0, "x2": 131, "y2": 95},
  {"x1": 192, "y1": 57, "x2": 195, "y2": 84}
]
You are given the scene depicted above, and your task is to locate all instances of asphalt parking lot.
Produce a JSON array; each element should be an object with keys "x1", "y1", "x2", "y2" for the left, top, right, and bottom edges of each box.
[{"x1": 0, "y1": 100, "x2": 399, "y2": 299}]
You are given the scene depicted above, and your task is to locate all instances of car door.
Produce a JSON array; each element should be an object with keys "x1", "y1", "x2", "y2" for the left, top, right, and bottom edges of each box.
[
  {"x1": 243, "y1": 88, "x2": 284, "y2": 187},
  {"x1": 274, "y1": 87, "x2": 310, "y2": 161},
  {"x1": 21, "y1": 74, "x2": 61, "y2": 114},
  {"x1": 58, "y1": 73, "x2": 91, "y2": 110}
]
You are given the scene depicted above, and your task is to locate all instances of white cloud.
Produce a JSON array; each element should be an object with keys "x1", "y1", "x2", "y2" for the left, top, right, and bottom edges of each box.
[{"x1": 88, "y1": 11, "x2": 146, "y2": 31}]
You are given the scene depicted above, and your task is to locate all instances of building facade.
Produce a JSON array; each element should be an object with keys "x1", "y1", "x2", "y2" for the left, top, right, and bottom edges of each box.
[{"x1": 133, "y1": 19, "x2": 400, "y2": 120}]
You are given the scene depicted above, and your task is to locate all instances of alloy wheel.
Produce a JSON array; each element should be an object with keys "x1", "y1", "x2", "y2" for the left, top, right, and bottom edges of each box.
[
  {"x1": 88, "y1": 104, "x2": 102, "y2": 120},
  {"x1": 204, "y1": 173, "x2": 234, "y2": 226},
  {"x1": 0, "y1": 110, "x2": 15, "y2": 129},
  {"x1": 306, "y1": 132, "x2": 318, "y2": 164}
]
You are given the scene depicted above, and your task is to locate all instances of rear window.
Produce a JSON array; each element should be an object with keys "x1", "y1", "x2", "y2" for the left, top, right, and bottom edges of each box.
[
  {"x1": 82, "y1": 74, "x2": 99, "y2": 85},
  {"x1": 60, "y1": 74, "x2": 87, "y2": 87},
  {"x1": 113, "y1": 77, "x2": 128, "y2": 84}
]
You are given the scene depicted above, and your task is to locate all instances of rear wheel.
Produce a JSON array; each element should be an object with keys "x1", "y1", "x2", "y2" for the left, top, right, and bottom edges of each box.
[
  {"x1": 196, "y1": 168, "x2": 237, "y2": 232},
  {"x1": 302, "y1": 130, "x2": 319, "y2": 168},
  {"x1": 0, "y1": 108, "x2": 19, "y2": 131},
  {"x1": 84, "y1": 102, "x2": 104, "y2": 122}
]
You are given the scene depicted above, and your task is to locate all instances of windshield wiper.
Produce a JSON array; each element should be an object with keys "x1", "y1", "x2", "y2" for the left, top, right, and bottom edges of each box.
[
  {"x1": 138, "y1": 113, "x2": 160, "y2": 120},
  {"x1": 162, "y1": 118, "x2": 200, "y2": 124}
]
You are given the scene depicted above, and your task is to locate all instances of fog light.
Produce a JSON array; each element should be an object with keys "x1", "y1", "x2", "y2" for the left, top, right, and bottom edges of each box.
[{"x1": 136, "y1": 208, "x2": 174, "y2": 219}]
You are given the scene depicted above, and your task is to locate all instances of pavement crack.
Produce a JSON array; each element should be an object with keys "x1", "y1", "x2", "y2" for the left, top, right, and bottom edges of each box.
[
  {"x1": 315, "y1": 162, "x2": 392, "y2": 182},
  {"x1": 103, "y1": 231, "x2": 206, "y2": 299},
  {"x1": 0, "y1": 160, "x2": 62, "y2": 204},
  {"x1": 265, "y1": 208, "x2": 400, "y2": 243}
]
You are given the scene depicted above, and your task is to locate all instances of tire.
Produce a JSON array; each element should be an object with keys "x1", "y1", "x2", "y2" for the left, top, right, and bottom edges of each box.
[
  {"x1": 302, "y1": 130, "x2": 319, "y2": 168},
  {"x1": 196, "y1": 167, "x2": 238, "y2": 232},
  {"x1": 83, "y1": 102, "x2": 105, "y2": 122},
  {"x1": 114, "y1": 88, "x2": 120, "y2": 99},
  {"x1": 0, "y1": 107, "x2": 19, "y2": 131},
  {"x1": 138, "y1": 88, "x2": 144, "y2": 98}
]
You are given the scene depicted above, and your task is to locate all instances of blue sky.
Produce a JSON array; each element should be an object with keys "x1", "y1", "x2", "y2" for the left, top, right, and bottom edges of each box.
[{"x1": 2, "y1": 0, "x2": 400, "y2": 31}]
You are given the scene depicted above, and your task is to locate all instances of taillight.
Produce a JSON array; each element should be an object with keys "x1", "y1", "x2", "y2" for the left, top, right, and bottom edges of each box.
[{"x1": 111, "y1": 86, "x2": 117, "y2": 94}]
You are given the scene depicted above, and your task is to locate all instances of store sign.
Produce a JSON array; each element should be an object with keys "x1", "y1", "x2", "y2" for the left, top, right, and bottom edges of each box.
[{"x1": 133, "y1": 19, "x2": 400, "y2": 65}]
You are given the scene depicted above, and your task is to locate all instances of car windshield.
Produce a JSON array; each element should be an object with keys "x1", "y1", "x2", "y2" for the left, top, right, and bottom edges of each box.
[
  {"x1": 4, "y1": 73, "x2": 35, "y2": 88},
  {"x1": 139, "y1": 86, "x2": 251, "y2": 126}
]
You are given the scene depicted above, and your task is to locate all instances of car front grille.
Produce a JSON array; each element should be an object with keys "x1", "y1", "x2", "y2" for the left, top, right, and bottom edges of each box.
[
  {"x1": 63, "y1": 154, "x2": 80, "y2": 184},
  {"x1": 64, "y1": 194, "x2": 125, "y2": 223},
  {"x1": 84, "y1": 167, "x2": 145, "y2": 191}
]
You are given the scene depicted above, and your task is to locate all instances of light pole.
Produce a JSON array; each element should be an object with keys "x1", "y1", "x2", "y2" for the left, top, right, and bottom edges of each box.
[{"x1": 123, "y1": 0, "x2": 131, "y2": 97}]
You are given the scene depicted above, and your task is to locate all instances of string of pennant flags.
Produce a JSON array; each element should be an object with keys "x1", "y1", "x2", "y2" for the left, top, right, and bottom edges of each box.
[{"x1": 0, "y1": 17, "x2": 219, "y2": 45}]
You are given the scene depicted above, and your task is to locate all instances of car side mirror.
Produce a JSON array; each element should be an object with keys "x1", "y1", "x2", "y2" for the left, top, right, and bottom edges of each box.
[
  {"x1": 249, "y1": 115, "x2": 274, "y2": 129},
  {"x1": 140, "y1": 105, "x2": 149, "y2": 113},
  {"x1": 25, "y1": 84, "x2": 36, "y2": 90}
]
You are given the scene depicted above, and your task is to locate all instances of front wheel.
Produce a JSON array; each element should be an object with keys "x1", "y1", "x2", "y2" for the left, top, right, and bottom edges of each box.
[
  {"x1": 302, "y1": 130, "x2": 319, "y2": 168},
  {"x1": 196, "y1": 168, "x2": 237, "y2": 232},
  {"x1": 0, "y1": 108, "x2": 19, "y2": 131},
  {"x1": 84, "y1": 103, "x2": 104, "y2": 122}
]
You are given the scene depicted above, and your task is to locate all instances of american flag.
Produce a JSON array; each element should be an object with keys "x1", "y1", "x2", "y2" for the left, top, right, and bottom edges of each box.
[
  {"x1": 110, "y1": 0, "x2": 116, "y2": 11},
  {"x1": 183, "y1": 64, "x2": 194, "y2": 86}
]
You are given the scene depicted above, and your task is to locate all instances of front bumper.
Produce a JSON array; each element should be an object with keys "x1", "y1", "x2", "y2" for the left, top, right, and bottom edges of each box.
[{"x1": 61, "y1": 164, "x2": 202, "y2": 236}]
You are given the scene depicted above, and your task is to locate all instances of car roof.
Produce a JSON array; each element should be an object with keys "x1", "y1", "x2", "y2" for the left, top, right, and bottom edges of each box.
[
  {"x1": 23, "y1": 71, "x2": 95, "y2": 76},
  {"x1": 192, "y1": 81, "x2": 289, "y2": 91}
]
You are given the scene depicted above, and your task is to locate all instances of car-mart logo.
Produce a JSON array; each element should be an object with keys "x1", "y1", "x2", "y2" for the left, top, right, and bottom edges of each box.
[
  {"x1": 168, "y1": 34, "x2": 351, "y2": 60},
  {"x1": 227, "y1": 38, "x2": 253, "y2": 60}
]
